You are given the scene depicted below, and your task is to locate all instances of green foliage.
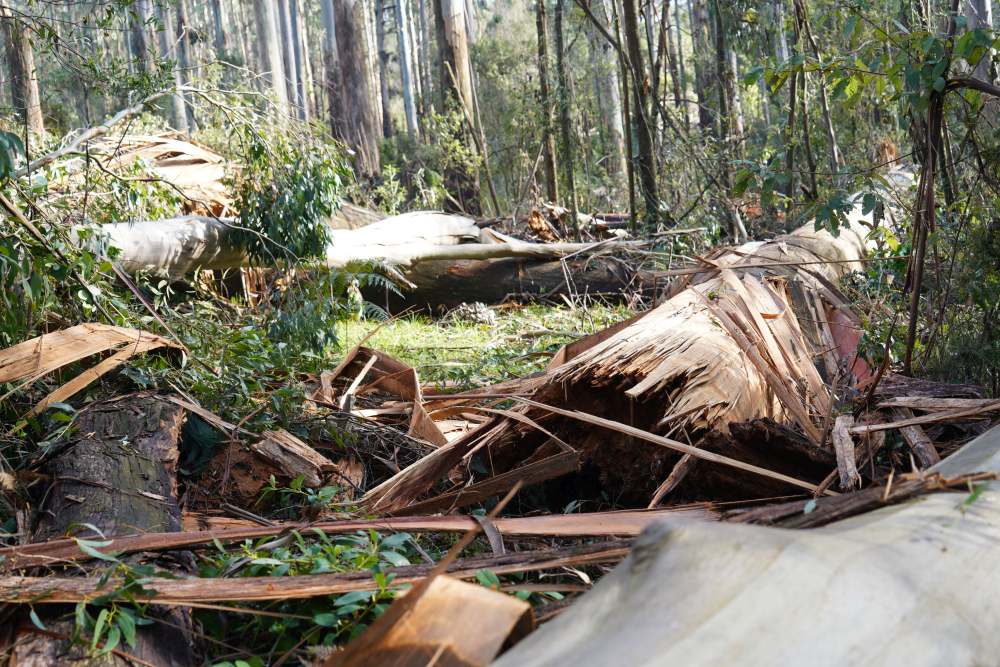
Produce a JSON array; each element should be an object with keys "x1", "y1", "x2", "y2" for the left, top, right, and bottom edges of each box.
[
  {"x1": 0, "y1": 132, "x2": 24, "y2": 182},
  {"x1": 0, "y1": 218, "x2": 119, "y2": 349},
  {"x1": 197, "y1": 529, "x2": 418, "y2": 655},
  {"x1": 258, "y1": 475, "x2": 350, "y2": 517},
  {"x1": 231, "y1": 125, "x2": 353, "y2": 263}
]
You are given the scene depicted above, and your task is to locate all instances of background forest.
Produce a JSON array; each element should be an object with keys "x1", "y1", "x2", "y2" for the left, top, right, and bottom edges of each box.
[{"x1": 2, "y1": 0, "x2": 1000, "y2": 662}]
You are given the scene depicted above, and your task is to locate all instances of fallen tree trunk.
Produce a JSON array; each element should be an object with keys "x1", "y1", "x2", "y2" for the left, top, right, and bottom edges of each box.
[
  {"x1": 7, "y1": 395, "x2": 193, "y2": 666},
  {"x1": 95, "y1": 212, "x2": 635, "y2": 277},
  {"x1": 366, "y1": 255, "x2": 660, "y2": 311},
  {"x1": 362, "y1": 170, "x2": 914, "y2": 512},
  {"x1": 493, "y1": 423, "x2": 1000, "y2": 667}
]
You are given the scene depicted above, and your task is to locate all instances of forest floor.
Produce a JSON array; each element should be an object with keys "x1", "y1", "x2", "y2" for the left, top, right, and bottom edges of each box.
[{"x1": 346, "y1": 302, "x2": 631, "y2": 389}]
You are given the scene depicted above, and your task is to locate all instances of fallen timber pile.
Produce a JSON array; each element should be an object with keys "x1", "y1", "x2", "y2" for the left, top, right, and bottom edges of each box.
[{"x1": 7, "y1": 167, "x2": 1000, "y2": 663}]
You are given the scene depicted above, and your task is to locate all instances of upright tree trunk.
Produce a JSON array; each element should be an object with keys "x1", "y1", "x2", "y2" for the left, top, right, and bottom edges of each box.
[
  {"x1": 210, "y1": 0, "x2": 228, "y2": 60},
  {"x1": 130, "y1": 0, "x2": 155, "y2": 73},
  {"x1": 966, "y1": 0, "x2": 994, "y2": 80},
  {"x1": 794, "y1": 0, "x2": 840, "y2": 175},
  {"x1": 434, "y1": 0, "x2": 481, "y2": 213},
  {"x1": 329, "y1": 0, "x2": 382, "y2": 177},
  {"x1": 621, "y1": 0, "x2": 659, "y2": 226},
  {"x1": 554, "y1": 0, "x2": 579, "y2": 236},
  {"x1": 396, "y1": 0, "x2": 420, "y2": 138},
  {"x1": 405, "y1": 0, "x2": 425, "y2": 117},
  {"x1": 320, "y1": 0, "x2": 340, "y2": 133},
  {"x1": 728, "y1": 47, "x2": 745, "y2": 155},
  {"x1": 175, "y1": 0, "x2": 198, "y2": 132},
  {"x1": 536, "y1": 0, "x2": 560, "y2": 203},
  {"x1": 783, "y1": 0, "x2": 799, "y2": 203},
  {"x1": 375, "y1": 0, "x2": 394, "y2": 137},
  {"x1": 237, "y1": 0, "x2": 254, "y2": 71},
  {"x1": 156, "y1": 3, "x2": 190, "y2": 133},
  {"x1": 711, "y1": 0, "x2": 731, "y2": 157},
  {"x1": 609, "y1": 0, "x2": 638, "y2": 229},
  {"x1": 675, "y1": 0, "x2": 689, "y2": 126},
  {"x1": 800, "y1": 75, "x2": 820, "y2": 199},
  {"x1": 664, "y1": 0, "x2": 682, "y2": 109},
  {"x1": 277, "y1": 0, "x2": 300, "y2": 117},
  {"x1": 689, "y1": 0, "x2": 713, "y2": 135},
  {"x1": 586, "y1": 21, "x2": 626, "y2": 190},
  {"x1": 289, "y1": 0, "x2": 309, "y2": 120},
  {"x1": 254, "y1": 0, "x2": 290, "y2": 115},
  {"x1": 299, "y1": 0, "x2": 319, "y2": 119},
  {"x1": 418, "y1": 0, "x2": 434, "y2": 119},
  {"x1": 758, "y1": 74, "x2": 772, "y2": 128},
  {"x1": 776, "y1": 0, "x2": 790, "y2": 61},
  {"x1": 0, "y1": 8, "x2": 45, "y2": 137}
]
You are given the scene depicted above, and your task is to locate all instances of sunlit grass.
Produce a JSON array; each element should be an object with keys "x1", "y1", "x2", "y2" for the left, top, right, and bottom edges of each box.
[{"x1": 337, "y1": 302, "x2": 632, "y2": 390}]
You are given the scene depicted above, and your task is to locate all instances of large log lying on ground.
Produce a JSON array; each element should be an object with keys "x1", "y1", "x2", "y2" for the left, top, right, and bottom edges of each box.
[
  {"x1": 91, "y1": 212, "x2": 647, "y2": 308},
  {"x1": 8, "y1": 396, "x2": 193, "y2": 666},
  {"x1": 96, "y1": 212, "x2": 632, "y2": 276},
  {"x1": 366, "y1": 256, "x2": 659, "y2": 311},
  {"x1": 493, "y1": 422, "x2": 1000, "y2": 667},
  {"x1": 362, "y1": 170, "x2": 914, "y2": 512}
]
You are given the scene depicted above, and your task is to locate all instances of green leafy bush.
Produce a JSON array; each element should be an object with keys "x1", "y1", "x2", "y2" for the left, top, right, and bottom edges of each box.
[{"x1": 232, "y1": 125, "x2": 353, "y2": 263}]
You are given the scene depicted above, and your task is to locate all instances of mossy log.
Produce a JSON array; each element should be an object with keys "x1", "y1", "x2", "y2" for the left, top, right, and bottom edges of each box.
[{"x1": 9, "y1": 395, "x2": 193, "y2": 666}]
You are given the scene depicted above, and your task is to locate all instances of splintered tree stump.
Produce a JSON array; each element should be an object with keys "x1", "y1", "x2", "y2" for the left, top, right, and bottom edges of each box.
[{"x1": 11, "y1": 395, "x2": 194, "y2": 666}]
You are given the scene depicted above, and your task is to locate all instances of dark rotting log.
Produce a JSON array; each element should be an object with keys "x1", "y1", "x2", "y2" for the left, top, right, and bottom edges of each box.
[
  {"x1": 9, "y1": 394, "x2": 194, "y2": 666},
  {"x1": 366, "y1": 256, "x2": 661, "y2": 312}
]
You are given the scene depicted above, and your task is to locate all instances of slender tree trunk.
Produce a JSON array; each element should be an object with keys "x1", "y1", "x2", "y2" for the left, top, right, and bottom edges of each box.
[
  {"x1": 434, "y1": 0, "x2": 481, "y2": 213},
  {"x1": 130, "y1": 0, "x2": 154, "y2": 73},
  {"x1": 728, "y1": 47, "x2": 745, "y2": 155},
  {"x1": 290, "y1": 0, "x2": 310, "y2": 121},
  {"x1": 156, "y1": 3, "x2": 189, "y2": 133},
  {"x1": 405, "y1": 0, "x2": 425, "y2": 116},
  {"x1": 689, "y1": 0, "x2": 713, "y2": 134},
  {"x1": 554, "y1": 0, "x2": 578, "y2": 236},
  {"x1": 320, "y1": 0, "x2": 340, "y2": 133},
  {"x1": 210, "y1": 0, "x2": 228, "y2": 60},
  {"x1": 776, "y1": 0, "x2": 790, "y2": 61},
  {"x1": 622, "y1": 0, "x2": 660, "y2": 226},
  {"x1": 610, "y1": 0, "x2": 638, "y2": 229},
  {"x1": 536, "y1": 0, "x2": 560, "y2": 203},
  {"x1": 800, "y1": 75, "x2": 819, "y2": 199},
  {"x1": 255, "y1": 0, "x2": 290, "y2": 114},
  {"x1": 644, "y1": 0, "x2": 659, "y2": 104},
  {"x1": 711, "y1": 0, "x2": 731, "y2": 156},
  {"x1": 587, "y1": 18, "x2": 626, "y2": 189},
  {"x1": 396, "y1": 0, "x2": 420, "y2": 138},
  {"x1": 175, "y1": 0, "x2": 198, "y2": 132},
  {"x1": 675, "y1": 0, "x2": 688, "y2": 127},
  {"x1": 665, "y1": 0, "x2": 682, "y2": 109},
  {"x1": 237, "y1": 0, "x2": 254, "y2": 71},
  {"x1": 0, "y1": 8, "x2": 45, "y2": 137},
  {"x1": 794, "y1": 0, "x2": 840, "y2": 175},
  {"x1": 758, "y1": 74, "x2": 772, "y2": 128},
  {"x1": 418, "y1": 0, "x2": 433, "y2": 119},
  {"x1": 375, "y1": 0, "x2": 394, "y2": 137},
  {"x1": 277, "y1": 0, "x2": 300, "y2": 117},
  {"x1": 783, "y1": 0, "x2": 799, "y2": 203}
]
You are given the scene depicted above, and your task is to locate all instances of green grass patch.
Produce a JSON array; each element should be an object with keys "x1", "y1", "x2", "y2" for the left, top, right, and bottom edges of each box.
[{"x1": 337, "y1": 303, "x2": 631, "y2": 390}]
